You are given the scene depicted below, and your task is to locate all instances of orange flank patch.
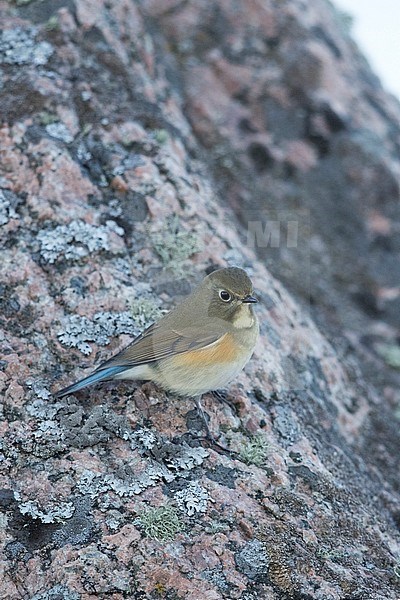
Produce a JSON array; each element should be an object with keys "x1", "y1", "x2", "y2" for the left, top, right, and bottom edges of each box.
[{"x1": 173, "y1": 334, "x2": 239, "y2": 367}]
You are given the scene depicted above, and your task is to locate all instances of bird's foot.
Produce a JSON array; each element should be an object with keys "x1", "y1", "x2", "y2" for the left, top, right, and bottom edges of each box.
[{"x1": 193, "y1": 396, "x2": 238, "y2": 457}]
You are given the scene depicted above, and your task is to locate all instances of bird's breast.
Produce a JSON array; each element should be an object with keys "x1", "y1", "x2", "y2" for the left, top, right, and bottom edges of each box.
[{"x1": 153, "y1": 328, "x2": 258, "y2": 396}]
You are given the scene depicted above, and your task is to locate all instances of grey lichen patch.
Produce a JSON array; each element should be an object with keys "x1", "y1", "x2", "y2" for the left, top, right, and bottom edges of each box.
[
  {"x1": 52, "y1": 514, "x2": 95, "y2": 548},
  {"x1": 38, "y1": 220, "x2": 123, "y2": 264},
  {"x1": 18, "y1": 418, "x2": 67, "y2": 458},
  {"x1": 235, "y1": 539, "x2": 269, "y2": 580},
  {"x1": 0, "y1": 189, "x2": 19, "y2": 225},
  {"x1": 152, "y1": 217, "x2": 202, "y2": 275},
  {"x1": 175, "y1": 481, "x2": 213, "y2": 516},
  {"x1": 18, "y1": 500, "x2": 75, "y2": 524},
  {"x1": 75, "y1": 433, "x2": 209, "y2": 498},
  {"x1": 112, "y1": 153, "x2": 146, "y2": 177},
  {"x1": 25, "y1": 380, "x2": 53, "y2": 401},
  {"x1": 205, "y1": 520, "x2": 230, "y2": 535},
  {"x1": 30, "y1": 585, "x2": 80, "y2": 600},
  {"x1": 104, "y1": 509, "x2": 125, "y2": 532},
  {"x1": 138, "y1": 505, "x2": 183, "y2": 541},
  {"x1": 394, "y1": 561, "x2": 400, "y2": 578},
  {"x1": 58, "y1": 311, "x2": 139, "y2": 355},
  {"x1": 45, "y1": 122, "x2": 74, "y2": 144},
  {"x1": 129, "y1": 428, "x2": 209, "y2": 473},
  {"x1": 75, "y1": 470, "x2": 105, "y2": 498},
  {"x1": 129, "y1": 427, "x2": 158, "y2": 451},
  {"x1": 272, "y1": 403, "x2": 302, "y2": 446},
  {"x1": 202, "y1": 567, "x2": 231, "y2": 593},
  {"x1": 0, "y1": 27, "x2": 53, "y2": 65},
  {"x1": 58, "y1": 404, "x2": 128, "y2": 449},
  {"x1": 239, "y1": 433, "x2": 270, "y2": 466},
  {"x1": 315, "y1": 545, "x2": 348, "y2": 562},
  {"x1": 160, "y1": 443, "x2": 209, "y2": 473},
  {"x1": 129, "y1": 297, "x2": 163, "y2": 329},
  {"x1": 25, "y1": 398, "x2": 62, "y2": 419},
  {"x1": 103, "y1": 464, "x2": 175, "y2": 496}
]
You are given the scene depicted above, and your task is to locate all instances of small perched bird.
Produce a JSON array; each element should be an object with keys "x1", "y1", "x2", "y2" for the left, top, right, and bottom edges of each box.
[{"x1": 55, "y1": 267, "x2": 259, "y2": 435}]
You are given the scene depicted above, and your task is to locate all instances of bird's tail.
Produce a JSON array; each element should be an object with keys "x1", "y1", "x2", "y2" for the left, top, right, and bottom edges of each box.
[{"x1": 54, "y1": 366, "x2": 127, "y2": 398}]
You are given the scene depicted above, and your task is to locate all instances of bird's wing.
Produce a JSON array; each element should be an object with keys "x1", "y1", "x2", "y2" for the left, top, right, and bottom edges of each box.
[{"x1": 95, "y1": 322, "x2": 222, "y2": 371}]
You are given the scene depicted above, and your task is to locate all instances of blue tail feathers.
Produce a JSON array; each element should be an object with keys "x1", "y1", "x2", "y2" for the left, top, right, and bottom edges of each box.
[{"x1": 54, "y1": 366, "x2": 127, "y2": 398}]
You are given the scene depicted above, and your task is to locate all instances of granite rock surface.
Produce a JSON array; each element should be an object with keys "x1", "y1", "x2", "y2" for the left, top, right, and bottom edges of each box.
[{"x1": 0, "y1": 1, "x2": 399, "y2": 599}]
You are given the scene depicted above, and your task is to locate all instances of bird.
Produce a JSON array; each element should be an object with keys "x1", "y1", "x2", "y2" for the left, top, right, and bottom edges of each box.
[{"x1": 55, "y1": 266, "x2": 259, "y2": 438}]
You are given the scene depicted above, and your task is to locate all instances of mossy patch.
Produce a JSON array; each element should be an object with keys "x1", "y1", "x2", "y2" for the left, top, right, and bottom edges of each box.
[
  {"x1": 138, "y1": 505, "x2": 183, "y2": 541},
  {"x1": 129, "y1": 297, "x2": 163, "y2": 329},
  {"x1": 239, "y1": 434, "x2": 270, "y2": 466},
  {"x1": 152, "y1": 217, "x2": 201, "y2": 276},
  {"x1": 376, "y1": 343, "x2": 400, "y2": 369}
]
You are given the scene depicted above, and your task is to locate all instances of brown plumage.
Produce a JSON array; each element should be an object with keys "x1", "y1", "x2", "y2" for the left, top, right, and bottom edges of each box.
[{"x1": 55, "y1": 266, "x2": 259, "y2": 398}]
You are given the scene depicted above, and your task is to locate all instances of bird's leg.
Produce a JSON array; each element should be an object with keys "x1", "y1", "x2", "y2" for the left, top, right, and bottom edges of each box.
[
  {"x1": 193, "y1": 396, "x2": 239, "y2": 457},
  {"x1": 211, "y1": 389, "x2": 228, "y2": 404},
  {"x1": 194, "y1": 395, "x2": 216, "y2": 443},
  {"x1": 211, "y1": 389, "x2": 239, "y2": 413}
]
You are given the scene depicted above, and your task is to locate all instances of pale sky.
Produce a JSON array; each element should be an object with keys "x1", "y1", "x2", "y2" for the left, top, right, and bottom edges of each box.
[{"x1": 333, "y1": 0, "x2": 400, "y2": 99}]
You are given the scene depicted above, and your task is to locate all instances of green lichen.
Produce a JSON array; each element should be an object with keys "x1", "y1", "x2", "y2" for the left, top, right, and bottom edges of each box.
[
  {"x1": 326, "y1": 0, "x2": 354, "y2": 34},
  {"x1": 336, "y1": 9, "x2": 353, "y2": 33},
  {"x1": 129, "y1": 297, "x2": 163, "y2": 329},
  {"x1": 45, "y1": 16, "x2": 59, "y2": 31},
  {"x1": 316, "y1": 546, "x2": 347, "y2": 561},
  {"x1": 152, "y1": 217, "x2": 201, "y2": 276},
  {"x1": 239, "y1": 434, "x2": 269, "y2": 466},
  {"x1": 38, "y1": 111, "x2": 59, "y2": 126},
  {"x1": 376, "y1": 343, "x2": 400, "y2": 369},
  {"x1": 139, "y1": 505, "x2": 183, "y2": 541},
  {"x1": 206, "y1": 520, "x2": 229, "y2": 534},
  {"x1": 153, "y1": 129, "x2": 169, "y2": 145}
]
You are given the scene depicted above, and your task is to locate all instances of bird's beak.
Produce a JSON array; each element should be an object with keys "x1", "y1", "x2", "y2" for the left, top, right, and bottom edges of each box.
[{"x1": 242, "y1": 294, "x2": 258, "y2": 304}]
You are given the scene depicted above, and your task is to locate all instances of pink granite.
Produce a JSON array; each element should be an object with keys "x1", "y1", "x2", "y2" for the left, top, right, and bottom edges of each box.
[{"x1": 0, "y1": 1, "x2": 399, "y2": 599}]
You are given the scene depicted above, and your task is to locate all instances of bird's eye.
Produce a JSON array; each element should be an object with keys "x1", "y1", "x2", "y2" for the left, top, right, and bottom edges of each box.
[{"x1": 219, "y1": 290, "x2": 232, "y2": 302}]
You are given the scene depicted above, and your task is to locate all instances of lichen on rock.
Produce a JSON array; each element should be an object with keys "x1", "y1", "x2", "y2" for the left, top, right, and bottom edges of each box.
[
  {"x1": 137, "y1": 505, "x2": 183, "y2": 541},
  {"x1": 175, "y1": 481, "x2": 213, "y2": 516},
  {"x1": 57, "y1": 311, "x2": 139, "y2": 355},
  {"x1": 0, "y1": 0, "x2": 399, "y2": 598},
  {"x1": 0, "y1": 189, "x2": 20, "y2": 225},
  {"x1": 18, "y1": 500, "x2": 75, "y2": 524},
  {"x1": 38, "y1": 220, "x2": 121, "y2": 264},
  {"x1": 0, "y1": 27, "x2": 53, "y2": 66}
]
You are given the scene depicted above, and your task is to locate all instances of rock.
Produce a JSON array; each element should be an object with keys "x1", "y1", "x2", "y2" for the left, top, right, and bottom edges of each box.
[{"x1": 0, "y1": 1, "x2": 399, "y2": 599}]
